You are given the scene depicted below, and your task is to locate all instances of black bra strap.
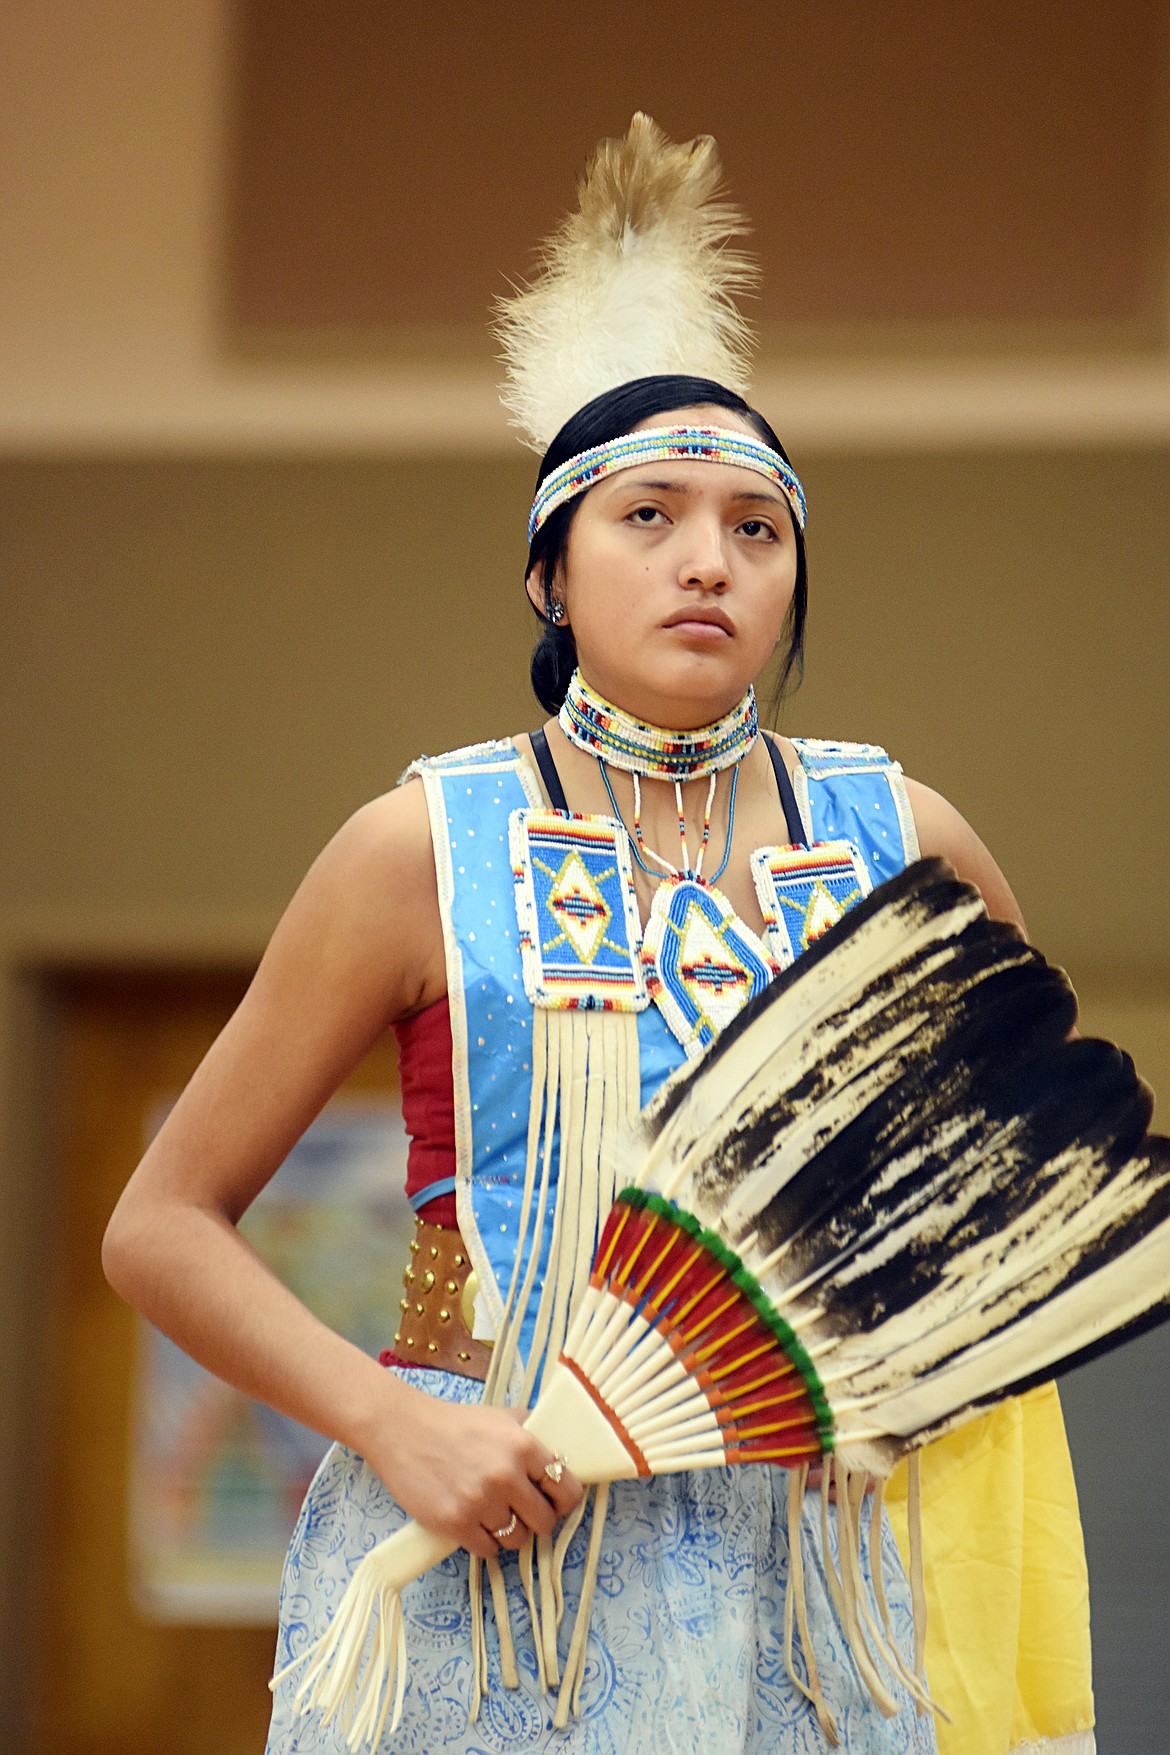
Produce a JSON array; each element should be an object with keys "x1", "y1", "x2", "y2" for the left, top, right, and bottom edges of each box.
[
  {"x1": 533, "y1": 725, "x2": 805, "y2": 846},
  {"x1": 529, "y1": 727, "x2": 569, "y2": 812},
  {"x1": 763, "y1": 734, "x2": 807, "y2": 847}
]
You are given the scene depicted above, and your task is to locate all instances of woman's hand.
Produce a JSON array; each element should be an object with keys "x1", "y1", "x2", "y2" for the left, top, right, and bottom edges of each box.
[{"x1": 362, "y1": 1389, "x2": 584, "y2": 1561}]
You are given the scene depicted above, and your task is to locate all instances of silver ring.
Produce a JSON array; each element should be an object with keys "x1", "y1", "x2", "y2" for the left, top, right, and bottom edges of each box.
[
  {"x1": 543, "y1": 1453, "x2": 567, "y2": 1485},
  {"x1": 492, "y1": 1513, "x2": 518, "y2": 1541}
]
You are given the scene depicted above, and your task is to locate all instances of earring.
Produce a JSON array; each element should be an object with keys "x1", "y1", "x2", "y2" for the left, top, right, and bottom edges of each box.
[{"x1": 549, "y1": 599, "x2": 566, "y2": 625}]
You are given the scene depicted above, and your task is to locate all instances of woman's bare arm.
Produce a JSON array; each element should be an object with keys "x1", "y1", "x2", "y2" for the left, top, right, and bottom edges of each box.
[
  {"x1": 904, "y1": 776, "x2": 1027, "y2": 930},
  {"x1": 102, "y1": 781, "x2": 581, "y2": 1555}
]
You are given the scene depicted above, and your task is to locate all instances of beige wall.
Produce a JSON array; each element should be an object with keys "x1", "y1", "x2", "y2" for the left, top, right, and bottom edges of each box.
[{"x1": 5, "y1": 0, "x2": 1170, "y2": 452}]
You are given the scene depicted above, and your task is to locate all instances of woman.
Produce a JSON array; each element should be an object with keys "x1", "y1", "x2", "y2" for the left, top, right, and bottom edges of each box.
[{"x1": 103, "y1": 123, "x2": 1094, "y2": 1755}]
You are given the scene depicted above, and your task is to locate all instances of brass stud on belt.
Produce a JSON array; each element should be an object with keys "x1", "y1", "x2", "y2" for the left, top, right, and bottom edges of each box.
[
  {"x1": 453, "y1": 1253, "x2": 465, "y2": 1267},
  {"x1": 399, "y1": 1297, "x2": 410, "y2": 1312},
  {"x1": 404, "y1": 1267, "x2": 415, "y2": 1286},
  {"x1": 457, "y1": 1350, "x2": 470, "y2": 1362},
  {"x1": 404, "y1": 1335, "x2": 414, "y2": 1347},
  {"x1": 421, "y1": 1270, "x2": 436, "y2": 1292},
  {"x1": 461, "y1": 1271, "x2": 479, "y2": 1332},
  {"x1": 429, "y1": 1245, "x2": 439, "y2": 1260},
  {"x1": 445, "y1": 1279, "x2": 458, "y2": 1296},
  {"x1": 438, "y1": 1307, "x2": 451, "y2": 1324},
  {"x1": 409, "y1": 1237, "x2": 420, "y2": 1254},
  {"x1": 426, "y1": 1341, "x2": 438, "y2": 1353},
  {"x1": 415, "y1": 1302, "x2": 424, "y2": 1316}
]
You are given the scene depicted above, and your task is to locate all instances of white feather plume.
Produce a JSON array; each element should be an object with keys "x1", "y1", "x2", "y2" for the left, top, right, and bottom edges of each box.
[{"x1": 496, "y1": 113, "x2": 758, "y2": 452}]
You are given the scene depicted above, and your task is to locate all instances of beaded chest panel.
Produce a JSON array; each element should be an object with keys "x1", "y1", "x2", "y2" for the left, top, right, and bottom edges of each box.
[
  {"x1": 641, "y1": 877, "x2": 776, "y2": 1059},
  {"x1": 510, "y1": 809, "x2": 648, "y2": 1011},
  {"x1": 751, "y1": 842, "x2": 873, "y2": 971}
]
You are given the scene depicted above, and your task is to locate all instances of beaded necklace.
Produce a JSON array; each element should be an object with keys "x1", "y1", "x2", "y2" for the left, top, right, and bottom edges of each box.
[
  {"x1": 599, "y1": 763, "x2": 740, "y2": 887},
  {"x1": 561, "y1": 667, "x2": 752, "y2": 883},
  {"x1": 559, "y1": 669, "x2": 758, "y2": 780},
  {"x1": 560, "y1": 667, "x2": 755, "y2": 884},
  {"x1": 558, "y1": 669, "x2": 772, "y2": 1058}
]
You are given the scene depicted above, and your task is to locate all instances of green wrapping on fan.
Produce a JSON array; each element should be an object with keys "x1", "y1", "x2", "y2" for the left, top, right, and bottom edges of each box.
[{"x1": 614, "y1": 1186, "x2": 836, "y2": 1450}]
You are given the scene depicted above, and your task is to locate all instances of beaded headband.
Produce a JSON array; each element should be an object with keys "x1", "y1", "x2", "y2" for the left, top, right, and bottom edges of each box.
[{"x1": 528, "y1": 425, "x2": 808, "y2": 544}]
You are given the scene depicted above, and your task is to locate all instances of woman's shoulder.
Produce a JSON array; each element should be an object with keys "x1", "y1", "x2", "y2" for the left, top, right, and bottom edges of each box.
[
  {"x1": 302, "y1": 782, "x2": 439, "y2": 920},
  {"x1": 775, "y1": 743, "x2": 1025, "y2": 930},
  {"x1": 900, "y1": 777, "x2": 1025, "y2": 930},
  {"x1": 237, "y1": 782, "x2": 446, "y2": 1036}
]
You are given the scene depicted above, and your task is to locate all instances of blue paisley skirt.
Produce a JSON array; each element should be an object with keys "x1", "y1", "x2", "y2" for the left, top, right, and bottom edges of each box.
[{"x1": 267, "y1": 1368, "x2": 937, "y2": 1755}]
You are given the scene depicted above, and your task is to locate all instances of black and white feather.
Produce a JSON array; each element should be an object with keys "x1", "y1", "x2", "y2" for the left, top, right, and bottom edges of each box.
[{"x1": 630, "y1": 859, "x2": 1170, "y2": 1476}]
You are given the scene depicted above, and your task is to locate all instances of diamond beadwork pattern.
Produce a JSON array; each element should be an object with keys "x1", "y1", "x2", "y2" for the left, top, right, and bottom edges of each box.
[
  {"x1": 751, "y1": 842, "x2": 873, "y2": 971},
  {"x1": 642, "y1": 878, "x2": 775, "y2": 1056},
  {"x1": 546, "y1": 849, "x2": 613, "y2": 964},
  {"x1": 510, "y1": 809, "x2": 648, "y2": 1011}
]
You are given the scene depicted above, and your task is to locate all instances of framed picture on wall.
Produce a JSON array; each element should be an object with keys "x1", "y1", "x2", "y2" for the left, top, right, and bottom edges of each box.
[{"x1": 128, "y1": 1098, "x2": 413, "y2": 1623}]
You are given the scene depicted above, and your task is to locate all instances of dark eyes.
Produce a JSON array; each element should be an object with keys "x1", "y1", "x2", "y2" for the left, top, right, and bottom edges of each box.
[{"x1": 624, "y1": 506, "x2": 778, "y2": 540}]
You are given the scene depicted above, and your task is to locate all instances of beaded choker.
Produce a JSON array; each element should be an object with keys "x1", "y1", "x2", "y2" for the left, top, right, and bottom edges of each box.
[{"x1": 559, "y1": 670, "x2": 758, "y2": 781}]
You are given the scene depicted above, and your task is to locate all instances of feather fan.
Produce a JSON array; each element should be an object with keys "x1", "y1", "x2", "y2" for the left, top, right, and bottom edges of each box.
[
  {"x1": 273, "y1": 860, "x2": 1170, "y2": 1747},
  {"x1": 496, "y1": 112, "x2": 758, "y2": 452}
]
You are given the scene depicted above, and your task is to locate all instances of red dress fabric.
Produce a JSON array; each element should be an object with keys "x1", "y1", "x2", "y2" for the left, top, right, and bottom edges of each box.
[{"x1": 392, "y1": 995, "x2": 457, "y2": 1226}]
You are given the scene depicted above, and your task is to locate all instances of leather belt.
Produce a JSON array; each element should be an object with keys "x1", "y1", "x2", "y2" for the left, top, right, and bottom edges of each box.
[{"x1": 392, "y1": 1216, "x2": 493, "y2": 1381}]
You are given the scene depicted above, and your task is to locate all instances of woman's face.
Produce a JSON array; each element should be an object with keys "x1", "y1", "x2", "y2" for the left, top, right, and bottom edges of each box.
[{"x1": 533, "y1": 406, "x2": 799, "y2": 728}]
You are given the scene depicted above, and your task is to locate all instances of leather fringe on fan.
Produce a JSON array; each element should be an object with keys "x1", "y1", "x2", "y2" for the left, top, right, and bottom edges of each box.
[
  {"x1": 471, "y1": 1006, "x2": 641, "y2": 1727},
  {"x1": 271, "y1": 1005, "x2": 644, "y2": 1744}
]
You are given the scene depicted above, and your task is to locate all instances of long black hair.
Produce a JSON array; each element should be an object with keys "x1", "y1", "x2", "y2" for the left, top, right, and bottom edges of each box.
[{"x1": 526, "y1": 374, "x2": 808, "y2": 715}]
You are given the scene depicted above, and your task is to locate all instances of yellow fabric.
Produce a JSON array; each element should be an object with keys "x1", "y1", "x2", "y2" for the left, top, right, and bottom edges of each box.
[{"x1": 884, "y1": 1384, "x2": 1094, "y2": 1755}]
